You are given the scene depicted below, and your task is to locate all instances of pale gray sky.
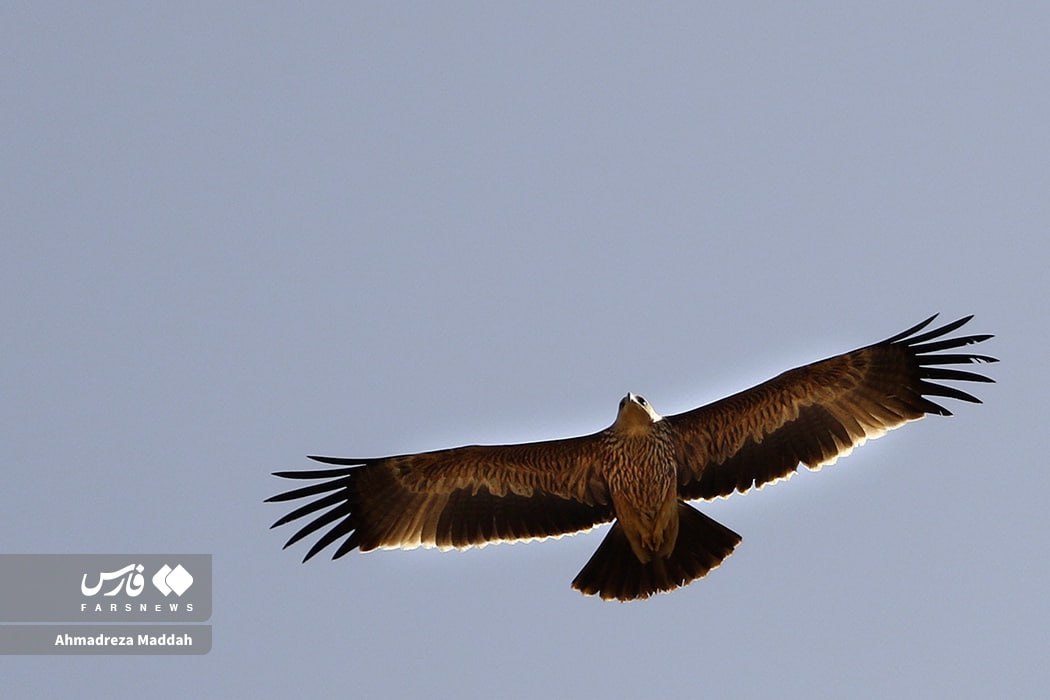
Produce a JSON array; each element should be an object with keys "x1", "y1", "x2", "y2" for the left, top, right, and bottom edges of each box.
[{"x1": 3, "y1": 3, "x2": 1047, "y2": 697}]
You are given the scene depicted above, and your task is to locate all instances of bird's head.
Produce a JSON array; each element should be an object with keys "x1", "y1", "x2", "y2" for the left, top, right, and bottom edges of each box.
[{"x1": 614, "y1": 392, "x2": 662, "y2": 435}]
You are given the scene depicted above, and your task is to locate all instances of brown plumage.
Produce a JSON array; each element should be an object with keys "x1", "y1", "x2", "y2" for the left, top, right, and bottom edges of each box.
[{"x1": 268, "y1": 315, "x2": 995, "y2": 601}]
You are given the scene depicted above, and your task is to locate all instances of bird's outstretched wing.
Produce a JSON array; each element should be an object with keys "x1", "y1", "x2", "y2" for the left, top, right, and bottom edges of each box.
[
  {"x1": 267, "y1": 434, "x2": 614, "y2": 561},
  {"x1": 667, "y1": 315, "x2": 996, "y2": 500}
]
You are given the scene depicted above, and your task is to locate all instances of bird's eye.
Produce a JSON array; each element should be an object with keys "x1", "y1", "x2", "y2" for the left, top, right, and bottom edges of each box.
[{"x1": 637, "y1": 396, "x2": 647, "y2": 406}]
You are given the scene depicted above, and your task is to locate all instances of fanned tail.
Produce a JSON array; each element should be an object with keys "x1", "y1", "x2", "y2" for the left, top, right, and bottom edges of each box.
[{"x1": 571, "y1": 503, "x2": 741, "y2": 601}]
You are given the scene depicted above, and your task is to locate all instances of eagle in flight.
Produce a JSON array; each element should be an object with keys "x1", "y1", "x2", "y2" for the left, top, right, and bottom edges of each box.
[{"x1": 268, "y1": 315, "x2": 995, "y2": 601}]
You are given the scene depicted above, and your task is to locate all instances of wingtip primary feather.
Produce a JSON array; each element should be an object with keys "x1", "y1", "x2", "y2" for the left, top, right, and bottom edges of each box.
[
  {"x1": 273, "y1": 466, "x2": 356, "y2": 479},
  {"x1": 307, "y1": 455, "x2": 369, "y2": 465},
  {"x1": 881, "y1": 313, "x2": 939, "y2": 344},
  {"x1": 919, "y1": 367, "x2": 996, "y2": 384}
]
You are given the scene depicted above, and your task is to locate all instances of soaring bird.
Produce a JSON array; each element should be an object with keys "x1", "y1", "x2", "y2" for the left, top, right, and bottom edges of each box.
[{"x1": 268, "y1": 315, "x2": 995, "y2": 601}]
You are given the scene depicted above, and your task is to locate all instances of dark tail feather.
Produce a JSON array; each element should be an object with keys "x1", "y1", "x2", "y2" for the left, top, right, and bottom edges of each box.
[{"x1": 571, "y1": 503, "x2": 742, "y2": 601}]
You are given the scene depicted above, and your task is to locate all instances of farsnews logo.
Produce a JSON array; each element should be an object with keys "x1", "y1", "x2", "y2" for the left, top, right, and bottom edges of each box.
[
  {"x1": 81, "y1": 564, "x2": 146, "y2": 597},
  {"x1": 152, "y1": 564, "x2": 193, "y2": 597},
  {"x1": 0, "y1": 554, "x2": 210, "y2": 634},
  {"x1": 81, "y1": 564, "x2": 193, "y2": 598}
]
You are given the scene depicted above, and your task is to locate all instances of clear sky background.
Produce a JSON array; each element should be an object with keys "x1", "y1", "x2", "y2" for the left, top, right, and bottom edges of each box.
[{"x1": 4, "y1": 3, "x2": 1047, "y2": 697}]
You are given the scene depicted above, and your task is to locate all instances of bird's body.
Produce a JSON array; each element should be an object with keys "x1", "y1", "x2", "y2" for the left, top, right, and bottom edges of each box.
[
  {"x1": 268, "y1": 315, "x2": 996, "y2": 601},
  {"x1": 603, "y1": 398, "x2": 679, "y2": 561}
]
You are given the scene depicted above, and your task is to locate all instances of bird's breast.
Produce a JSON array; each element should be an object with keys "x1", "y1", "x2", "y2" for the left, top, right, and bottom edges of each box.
[{"x1": 601, "y1": 430, "x2": 679, "y2": 551}]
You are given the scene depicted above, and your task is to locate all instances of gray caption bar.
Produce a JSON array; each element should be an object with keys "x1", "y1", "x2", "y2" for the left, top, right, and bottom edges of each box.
[{"x1": 0, "y1": 625, "x2": 211, "y2": 655}]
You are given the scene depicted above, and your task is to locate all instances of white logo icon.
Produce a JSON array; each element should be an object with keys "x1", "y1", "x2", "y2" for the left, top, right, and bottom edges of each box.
[
  {"x1": 152, "y1": 564, "x2": 193, "y2": 596},
  {"x1": 81, "y1": 564, "x2": 146, "y2": 597}
]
